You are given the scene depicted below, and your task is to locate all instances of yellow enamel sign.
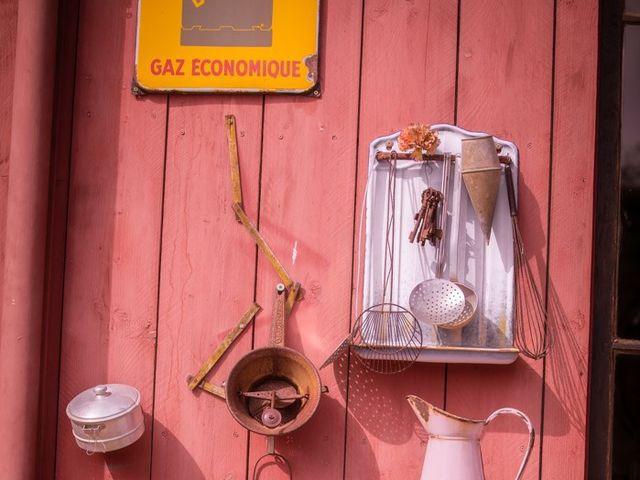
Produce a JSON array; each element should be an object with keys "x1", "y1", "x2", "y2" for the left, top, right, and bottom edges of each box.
[{"x1": 134, "y1": 0, "x2": 319, "y2": 94}]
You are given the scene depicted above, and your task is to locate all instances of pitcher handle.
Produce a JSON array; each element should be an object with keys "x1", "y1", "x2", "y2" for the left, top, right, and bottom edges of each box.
[{"x1": 484, "y1": 408, "x2": 535, "y2": 480}]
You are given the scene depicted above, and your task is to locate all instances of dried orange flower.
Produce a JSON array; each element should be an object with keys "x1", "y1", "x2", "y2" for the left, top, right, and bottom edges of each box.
[{"x1": 398, "y1": 123, "x2": 440, "y2": 154}]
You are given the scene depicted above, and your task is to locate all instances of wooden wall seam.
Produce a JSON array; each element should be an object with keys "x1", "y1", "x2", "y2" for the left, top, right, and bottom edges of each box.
[
  {"x1": 537, "y1": 0, "x2": 560, "y2": 476},
  {"x1": 147, "y1": 93, "x2": 171, "y2": 480},
  {"x1": 37, "y1": 0, "x2": 81, "y2": 477},
  {"x1": 244, "y1": 95, "x2": 268, "y2": 480},
  {"x1": 342, "y1": 0, "x2": 367, "y2": 478}
]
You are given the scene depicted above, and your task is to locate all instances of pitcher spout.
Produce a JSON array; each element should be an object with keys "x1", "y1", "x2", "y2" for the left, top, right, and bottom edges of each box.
[{"x1": 406, "y1": 395, "x2": 485, "y2": 440}]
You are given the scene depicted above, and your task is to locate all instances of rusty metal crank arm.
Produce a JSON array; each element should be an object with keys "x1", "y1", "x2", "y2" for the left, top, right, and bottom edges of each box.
[
  {"x1": 226, "y1": 116, "x2": 302, "y2": 302},
  {"x1": 225, "y1": 114, "x2": 243, "y2": 222},
  {"x1": 188, "y1": 302, "x2": 262, "y2": 390},
  {"x1": 240, "y1": 391, "x2": 309, "y2": 401},
  {"x1": 187, "y1": 376, "x2": 226, "y2": 399},
  {"x1": 232, "y1": 203, "x2": 295, "y2": 289},
  {"x1": 270, "y1": 284, "x2": 286, "y2": 347}
]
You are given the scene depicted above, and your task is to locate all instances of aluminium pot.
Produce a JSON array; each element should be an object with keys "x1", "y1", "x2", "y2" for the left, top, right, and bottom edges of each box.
[{"x1": 66, "y1": 384, "x2": 144, "y2": 453}]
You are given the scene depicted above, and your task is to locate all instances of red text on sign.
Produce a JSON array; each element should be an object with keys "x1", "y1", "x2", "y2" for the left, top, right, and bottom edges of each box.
[
  {"x1": 149, "y1": 58, "x2": 302, "y2": 79},
  {"x1": 150, "y1": 58, "x2": 185, "y2": 76}
]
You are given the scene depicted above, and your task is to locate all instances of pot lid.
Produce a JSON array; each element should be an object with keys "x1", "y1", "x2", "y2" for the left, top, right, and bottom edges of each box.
[{"x1": 66, "y1": 384, "x2": 140, "y2": 422}]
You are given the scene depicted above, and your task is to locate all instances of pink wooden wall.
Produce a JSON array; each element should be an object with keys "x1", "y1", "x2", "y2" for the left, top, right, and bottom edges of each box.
[{"x1": 1, "y1": 0, "x2": 598, "y2": 478}]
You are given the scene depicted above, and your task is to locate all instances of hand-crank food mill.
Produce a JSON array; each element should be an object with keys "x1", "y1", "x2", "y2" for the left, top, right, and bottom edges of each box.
[
  {"x1": 187, "y1": 116, "x2": 326, "y2": 477},
  {"x1": 191, "y1": 285, "x2": 325, "y2": 477},
  {"x1": 225, "y1": 284, "x2": 323, "y2": 437}
]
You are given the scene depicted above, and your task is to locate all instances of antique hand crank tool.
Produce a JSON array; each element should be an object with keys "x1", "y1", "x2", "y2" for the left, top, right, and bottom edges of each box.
[
  {"x1": 188, "y1": 115, "x2": 303, "y2": 398},
  {"x1": 226, "y1": 284, "x2": 325, "y2": 479}
]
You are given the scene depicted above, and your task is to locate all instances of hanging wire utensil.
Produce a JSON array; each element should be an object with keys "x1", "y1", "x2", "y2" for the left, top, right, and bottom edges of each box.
[
  {"x1": 351, "y1": 302, "x2": 422, "y2": 374},
  {"x1": 504, "y1": 162, "x2": 551, "y2": 359},
  {"x1": 409, "y1": 153, "x2": 466, "y2": 328},
  {"x1": 320, "y1": 158, "x2": 423, "y2": 373},
  {"x1": 438, "y1": 154, "x2": 478, "y2": 330},
  {"x1": 355, "y1": 158, "x2": 422, "y2": 373}
]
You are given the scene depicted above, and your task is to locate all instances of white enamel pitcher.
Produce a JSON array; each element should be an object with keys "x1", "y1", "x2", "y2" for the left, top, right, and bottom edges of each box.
[{"x1": 407, "y1": 395, "x2": 534, "y2": 480}]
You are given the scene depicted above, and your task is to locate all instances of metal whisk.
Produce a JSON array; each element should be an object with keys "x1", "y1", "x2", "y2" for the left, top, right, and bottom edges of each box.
[{"x1": 504, "y1": 163, "x2": 551, "y2": 359}]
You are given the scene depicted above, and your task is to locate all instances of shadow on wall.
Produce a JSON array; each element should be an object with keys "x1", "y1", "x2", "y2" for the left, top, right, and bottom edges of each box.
[
  {"x1": 330, "y1": 338, "x2": 575, "y2": 441},
  {"x1": 61, "y1": 414, "x2": 204, "y2": 479},
  {"x1": 331, "y1": 352, "x2": 421, "y2": 445},
  {"x1": 146, "y1": 414, "x2": 207, "y2": 480},
  {"x1": 519, "y1": 169, "x2": 547, "y2": 288},
  {"x1": 545, "y1": 279, "x2": 588, "y2": 438},
  {"x1": 503, "y1": 168, "x2": 588, "y2": 437}
]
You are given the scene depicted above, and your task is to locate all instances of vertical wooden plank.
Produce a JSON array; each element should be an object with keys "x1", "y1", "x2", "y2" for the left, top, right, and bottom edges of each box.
[
  {"x1": 541, "y1": 0, "x2": 598, "y2": 477},
  {"x1": 447, "y1": 1, "x2": 554, "y2": 478},
  {"x1": 151, "y1": 99, "x2": 263, "y2": 479},
  {"x1": 344, "y1": 1, "x2": 457, "y2": 478},
  {"x1": 55, "y1": 1, "x2": 167, "y2": 478},
  {"x1": 246, "y1": 1, "x2": 363, "y2": 478},
  {"x1": 0, "y1": 0, "x2": 18, "y2": 329},
  {"x1": 0, "y1": 0, "x2": 59, "y2": 476}
]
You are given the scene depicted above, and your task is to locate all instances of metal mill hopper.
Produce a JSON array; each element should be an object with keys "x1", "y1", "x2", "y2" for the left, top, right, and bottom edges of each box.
[{"x1": 225, "y1": 284, "x2": 323, "y2": 436}]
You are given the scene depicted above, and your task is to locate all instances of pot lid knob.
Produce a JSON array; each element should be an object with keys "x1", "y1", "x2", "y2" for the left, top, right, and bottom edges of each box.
[{"x1": 93, "y1": 385, "x2": 110, "y2": 397}]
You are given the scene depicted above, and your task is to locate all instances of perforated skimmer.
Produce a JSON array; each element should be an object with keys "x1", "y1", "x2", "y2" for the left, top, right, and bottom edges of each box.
[
  {"x1": 409, "y1": 278, "x2": 465, "y2": 325},
  {"x1": 409, "y1": 153, "x2": 465, "y2": 326}
]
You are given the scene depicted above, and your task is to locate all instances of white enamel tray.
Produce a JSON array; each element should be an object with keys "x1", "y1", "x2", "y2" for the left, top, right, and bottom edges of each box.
[{"x1": 357, "y1": 125, "x2": 519, "y2": 364}]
